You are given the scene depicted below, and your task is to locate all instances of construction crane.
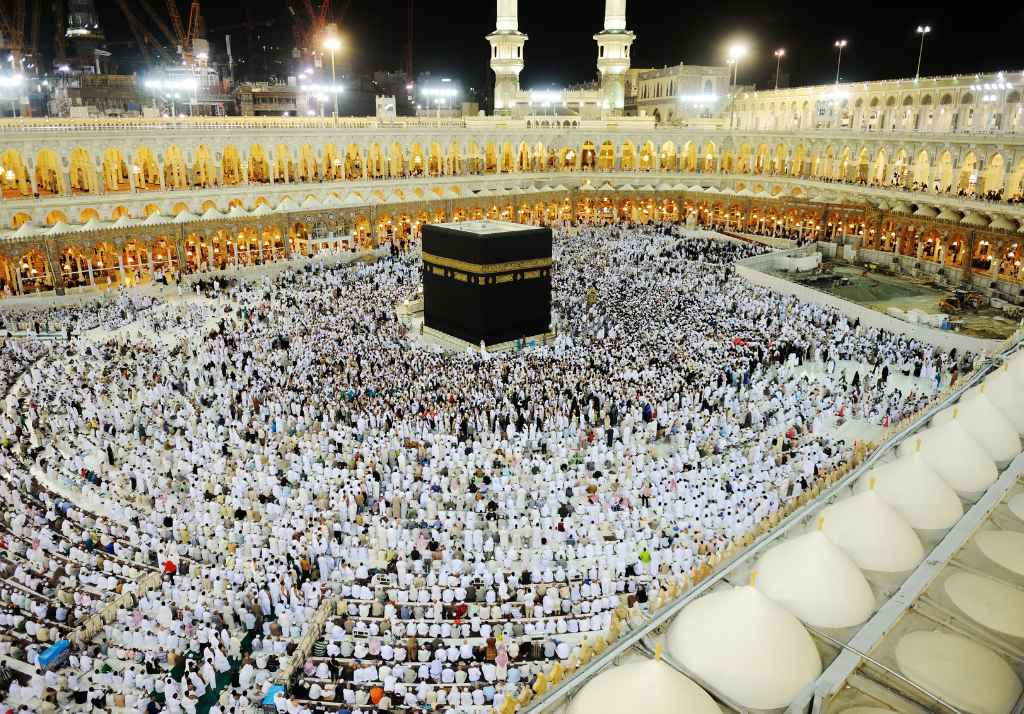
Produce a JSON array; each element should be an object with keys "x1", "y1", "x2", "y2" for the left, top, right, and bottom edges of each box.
[
  {"x1": 53, "y1": 0, "x2": 66, "y2": 63},
  {"x1": 113, "y1": 0, "x2": 165, "y2": 65},
  {"x1": 26, "y1": 0, "x2": 38, "y2": 57},
  {"x1": 291, "y1": 0, "x2": 331, "y2": 54},
  {"x1": 185, "y1": 0, "x2": 203, "y2": 49},
  {"x1": 136, "y1": 0, "x2": 181, "y2": 51},
  {"x1": 0, "y1": 0, "x2": 27, "y2": 65},
  {"x1": 165, "y1": 0, "x2": 203, "y2": 61}
]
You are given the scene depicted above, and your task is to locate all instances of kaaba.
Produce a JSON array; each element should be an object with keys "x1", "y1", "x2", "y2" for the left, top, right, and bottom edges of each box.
[{"x1": 422, "y1": 220, "x2": 553, "y2": 346}]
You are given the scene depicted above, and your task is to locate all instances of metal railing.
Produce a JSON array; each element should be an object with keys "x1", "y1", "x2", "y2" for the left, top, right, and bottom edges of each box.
[{"x1": 522, "y1": 335, "x2": 1018, "y2": 714}]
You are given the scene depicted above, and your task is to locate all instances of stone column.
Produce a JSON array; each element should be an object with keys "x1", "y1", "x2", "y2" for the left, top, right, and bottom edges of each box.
[
  {"x1": 43, "y1": 241, "x2": 62, "y2": 291},
  {"x1": 281, "y1": 221, "x2": 292, "y2": 258},
  {"x1": 174, "y1": 229, "x2": 187, "y2": 275}
]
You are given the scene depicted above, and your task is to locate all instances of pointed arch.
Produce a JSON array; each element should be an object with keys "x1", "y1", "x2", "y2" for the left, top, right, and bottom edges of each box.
[
  {"x1": 388, "y1": 142, "x2": 406, "y2": 177},
  {"x1": 297, "y1": 143, "x2": 319, "y2": 182},
  {"x1": 248, "y1": 144, "x2": 270, "y2": 183},
  {"x1": 222, "y1": 145, "x2": 243, "y2": 185},
  {"x1": 0, "y1": 149, "x2": 29, "y2": 198},
  {"x1": 193, "y1": 145, "x2": 216, "y2": 188},
  {"x1": 638, "y1": 141, "x2": 656, "y2": 172},
  {"x1": 322, "y1": 143, "x2": 341, "y2": 180},
  {"x1": 659, "y1": 141, "x2": 677, "y2": 171},
  {"x1": 343, "y1": 144, "x2": 363, "y2": 180},
  {"x1": 69, "y1": 147, "x2": 99, "y2": 193},
  {"x1": 132, "y1": 146, "x2": 161, "y2": 190},
  {"x1": 100, "y1": 148, "x2": 131, "y2": 192},
  {"x1": 982, "y1": 153, "x2": 1005, "y2": 194},
  {"x1": 911, "y1": 149, "x2": 931, "y2": 187},
  {"x1": 273, "y1": 144, "x2": 293, "y2": 182},
  {"x1": 621, "y1": 141, "x2": 637, "y2": 171},
  {"x1": 164, "y1": 145, "x2": 189, "y2": 189},
  {"x1": 34, "y1": 149, "x2": 63, "y2": 196},
  {"x1": 957, "y1": 151, "x2": 977, "y2": 194}
]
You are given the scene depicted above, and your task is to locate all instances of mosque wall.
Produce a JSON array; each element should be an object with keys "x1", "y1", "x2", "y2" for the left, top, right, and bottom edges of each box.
[
  {"x1": 1, "y1": 117, "x2": 1024, "y2": 300},
  {"x1": 2, "y1": 118, "x2": 1021, "y2": 231},
  {"x1": 732, "y1": 71, "x2": 1024, "y2": 134}
]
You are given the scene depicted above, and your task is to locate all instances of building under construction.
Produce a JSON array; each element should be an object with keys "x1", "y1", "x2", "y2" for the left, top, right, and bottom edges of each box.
[{"x1": 0, "y1": 0, "x2": 422, "y2": 118}]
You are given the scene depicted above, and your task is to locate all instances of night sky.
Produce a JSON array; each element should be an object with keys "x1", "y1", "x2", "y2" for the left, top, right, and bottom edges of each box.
[{"x1": 51, "y1": 1, "x2": 1024, "y2": 91}]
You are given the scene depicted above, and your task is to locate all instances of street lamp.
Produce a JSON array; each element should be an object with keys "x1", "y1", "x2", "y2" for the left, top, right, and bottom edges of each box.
[
  {"x1": 727, "y1": 44, "x2": 747, "y2": 84},
  {"x1": 774, "y1": 49, "x2": 785, "y2": 90},
  {"x1": 727, "y1": 44, "x2": 747, "y2": 130},
  {"x1": 915, "y1": 26, "x2": 931, "y2": 80},
  {"x1": 834, "y1": 39, "x2": 847, "y2": 84},
  {"x1": 322, "y1": 26, "x2": 342, "y2": 119}
]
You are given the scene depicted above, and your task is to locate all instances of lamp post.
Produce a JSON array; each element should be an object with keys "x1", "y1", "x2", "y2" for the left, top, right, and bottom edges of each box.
[
  {"x1": 834, "y1": 39, "x2": 847, "y2": 84},
  {"x1": 774, "y1": 49, "x2": 785, "y2": 90},
  {"x1": 0, "y1": 71, "x2": 24, "y2": 117},
  {"x1": 727, "y1": 44, "x2": 747, "y2": 130},
  {"x1": 323, "y1": 27, "x2": 342, "y2": 120},
  {"x1": 915, "y1": 26, "x2": 931, "y2": 79}
]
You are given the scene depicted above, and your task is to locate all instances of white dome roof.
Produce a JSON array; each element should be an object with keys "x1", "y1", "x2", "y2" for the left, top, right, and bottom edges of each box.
[
  {"x1": 945, "y1": 571, "x2": 1024, "y2": 637},
  {"x1": 983, "y1": 368, "x2": 1024, "y2": 432},
  {"x1": 567, "y1": 659, "x2": 721, "y2": 714},
  {"x1": 976, "y1": 530, "x2": 1024, "y2": 576},
  {"x1": 897, "y1": 422, "x2": 997, "y2": 497},
  {"x1": 895, "y1": 631, "x2": 1022, "y2": 714},
  {"x1": 667, "y1": 586, "x2": 822, "y2": 709},
  {"x1": 855, "y1": 454, "x2": 962, "y2": 531},
  {"x1": 1009, "y1": 493, "x2": 1024, "y2": 522},
  {"x1": 756, "y1": 531, "x2": 875, "y2": 629},
  {"x1": 932, "y1": 392, "x2": 1021, "y2": 466},
  {"x1": 821, "y1": 490, "x2": 924, "y2": 572},
  {"x1": 1005, "y1": 351, "x2": 1024, "y2": 392}
]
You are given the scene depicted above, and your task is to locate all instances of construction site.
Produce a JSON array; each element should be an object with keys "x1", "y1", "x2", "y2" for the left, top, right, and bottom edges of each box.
[
  {"x1": 0, "y1": 0, "x2": 434, "y2": 118},
  {"x1": 776, "y1": 257, "x2": 1023, "y2": 341}
]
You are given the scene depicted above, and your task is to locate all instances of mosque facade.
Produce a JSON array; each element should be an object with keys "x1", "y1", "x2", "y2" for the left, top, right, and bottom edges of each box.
[{"x1": 0, "y1": 0, "x2": 1021, "y2": 298}]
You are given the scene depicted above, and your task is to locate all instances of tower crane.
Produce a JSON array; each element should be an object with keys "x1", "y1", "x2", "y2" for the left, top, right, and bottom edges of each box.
[
  {"x1": 0, "y1": 0, "x2": 27, "y2": 65},
  {"x1": 52, "y1": 0, "x2": 66, "y2": 63},
  {"x1": 165, "y1": 0, "x2": 203, "y2": 61},
  {"x1": 291, "y1": 0, "x2": 332, "y2": 54}
]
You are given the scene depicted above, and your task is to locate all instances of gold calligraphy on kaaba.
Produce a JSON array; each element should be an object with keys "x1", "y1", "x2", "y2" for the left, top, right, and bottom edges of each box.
[
  {"x1": 422, "y1": 252, "x2": 551, "y2": 284},
  {"x1": 422, "y1": 253, "x2": 552, "y2": 275}
]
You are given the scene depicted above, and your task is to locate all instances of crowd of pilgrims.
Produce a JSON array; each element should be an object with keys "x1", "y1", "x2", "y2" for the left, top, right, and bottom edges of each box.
[
  {"x1": 0, "y1": 295, "x2": 158, "y2": 337},
  {"x1": 0, "y1": 223, "x2": 974, "y2": 714}
]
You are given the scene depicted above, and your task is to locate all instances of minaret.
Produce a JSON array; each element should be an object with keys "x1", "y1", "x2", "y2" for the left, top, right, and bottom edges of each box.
[
  {"x1": 594, "y1": 0, "x2": 635, "y2": 114},
  {"x1": 487, "y1": 0, "x2": 527, "y2": 114}
]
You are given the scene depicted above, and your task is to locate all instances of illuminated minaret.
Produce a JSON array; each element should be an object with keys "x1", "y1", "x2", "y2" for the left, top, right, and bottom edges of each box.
[
  {"x1": 594, "y1": 0, "x2": 635, "y2": 113},
  {"x1": 486, "y1": 0, "x2": 527, "y2": 114}
]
